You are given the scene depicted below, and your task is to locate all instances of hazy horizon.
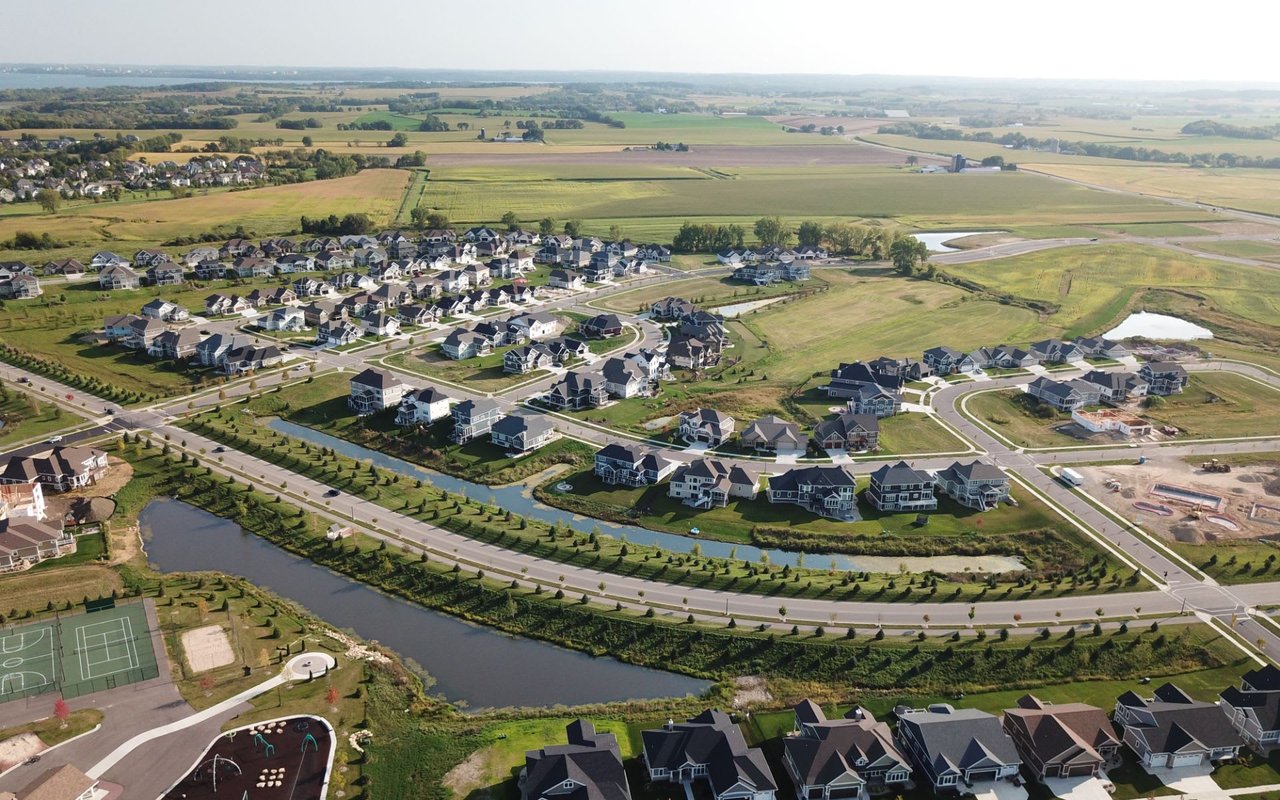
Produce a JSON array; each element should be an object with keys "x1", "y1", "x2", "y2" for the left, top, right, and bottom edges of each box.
[{"x1": 3, "y1": 0, "x2": 1273, "y2": 84}]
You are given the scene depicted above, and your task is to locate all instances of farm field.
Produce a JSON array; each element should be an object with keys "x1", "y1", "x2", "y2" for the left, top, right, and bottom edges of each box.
[
  {"x1": 0, "y1": 169, "x2": 410, "y2": 262},
  {"x1": 943, "y1": 244, "x2": 1280, "y2": 340},
  {"x1": 1023, "y1": 162, "x2": 1280, "y2": 217},
  {"x1": 420, "y1": 164, "x2": 1205, "y2": 238}
]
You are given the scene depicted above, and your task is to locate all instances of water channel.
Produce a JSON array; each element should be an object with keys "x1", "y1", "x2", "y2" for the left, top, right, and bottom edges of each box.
[
  {"x1": 266, "y1": 419, "x2": 1025, "y2": 574},
  {"x1": 140, "y1": 497, "x2": 711, "y2": 709}
]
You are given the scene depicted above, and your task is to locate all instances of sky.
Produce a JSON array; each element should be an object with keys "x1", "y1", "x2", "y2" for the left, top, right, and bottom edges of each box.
[{"x1": 4, "y1": 0, "x2": 1276, "y2": 84}]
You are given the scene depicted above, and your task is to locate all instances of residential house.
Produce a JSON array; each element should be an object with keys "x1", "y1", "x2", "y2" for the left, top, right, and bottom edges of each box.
[
  {"x1": 266, "y1": 287, "x2": 297, "y2": 305},
  {"x1": 933, "y1": 461, "x2": 1010, "y2": 511},
  {"x1": 867, "y1": 462, "x2": 937, "y2": 512},
  {"x1": 220, "y1": 344, "x2": 283, "y2": 375},
  {"x1": 585, "y1": 252, "x2": 617, "y2": 283},
  {"x1": 922, "y1": 346, "x2": 977, "y2": 375},
  {"x1": 601, "y1": 357, "x2": 649, "y2": 399},
  {"x1": 441, "y1": 329, "x2": 492, "y2": 360},
  {"x1": 124, "y1": 317, "x2": 166, "y2": 350},
  {"x1": 969, "y1": 344, "x2": 1037, "y2": 371},
  {"x1": 505, "y1": 344, "x2": 555, "y2": 374},
  {"x1": 301, "y1": 300, "x2": 342, "y2": 327},
  {"x1": 667, "y1": 333, "x2": 721, "y2": 371},
  {"x1": 1, "y1": 446, "x2": 109, "y2": 493},
  {"x1": 451, "y1": 399, "x2": 504, "y2": 444},
  {"x1": 220, "y1": 237, "x2": 254, "y2": 259},
  {"x1": 1073, "y1": 336, "x2": 1129, "y2": 360},
  {"x1": 42, "y1": 258, "x2": 85, "y2": 278},
  {"x1": 132, "y1": 249, "x2": 171, "y2": 268},
  {"x1": 259, "y1": 237, "x2": 296, "y2": 257},
  {"x1": 740, "y1": 415, "x2": 808, "y2": 453},
  {"x1": 508, "y1": 311, "x2": 560, "y2": 341},
  {"x1": 651, "y1": 297, "x2": 697, "y2": 320},
  {"x1": 1079, "y1": 370, "x2": 1149, "y2": 403},
  {"x1": 315, "y1": 250, "x2": 355, "y2": 271},
  {"x1": 353, "y1": 247, "x2": 388, "y2": 269},
  {"x1": 317, "y1": 320, "x2": 363, "y2": 347},
  {"x1": 678, "y1": 409, "x2": 736, "y2": 447},
  {"x1": 1030, "y1": 338, "x2": 1086, "y2": 364},
  {"x1": 1220, "y1": 672, "x2": 1280, "y2": 750},
  {"x1": 474, "y1": 319, "x2": 521, "y2": 348},
  {"x1": 0, "y1": 514, "x2": 74, "y2": 573},
  {"x1": 783, "y1": 701, "x2": 912, "y2": 800},
  {"x1": 812, "y1": 413, "x2": 879, "y2": 452},
  {"x1": 1025, "y1": 377, "x2": 1102, "y2": 412},
  {"x1": 626, "y1": 349, "x2": 666, "y2": 382},
  {"x1": 895, "y1": 705, "x2": 1022, "y2": 793},
  {"x1": 292, "y1": 277, "x2": 337, "y2": 298},
  {"x1": 194, "y1": 259, "x2": 226, "y2": 280},
  {"x1": 546, "y1": 337, "x2": 590, "y2": 364},
  {"x1": 436, "y1": 296, "x2": 471, "y2": 318},
  {"x1": 349, "y1": 368, "x2": 409, "y2": 415},
  {"x1": 408, "y1": 275, "x2": 444, "y2": 301},
  {"x1": 1114, "y1": 684, "x2": 1244, "y2": 769},
  {"x1": 148, "y1": 328, "x2": 203, "y2": 360},
  {"x1": 766, "y1": 465, "x2": 860, "y2": 521},
  {"x1": 491, "y1": 415, "x2": 557, "y2": 453},
  {"x1": 549, "y1": 269, "x2": 585, "y2": 290},
  {"x1": 140, "y1": 298, "x2": 189, "y2": 322},
  {"x1": 1139, "y1": 362, "x2": 1189, "y2": 396},
  {"x1": 396, "y1": 386, "x2": 453, "y2": 427},
  {"x1": 361, "y1": 313, "x2": 401, "y2": 337},
  {"x1": 717, "y1": 250, "x2": 744, "y2": 266},
  {"x1": 637, "y1": 243, "x2": 672, "y2": 262},
  {"x1": 669, "y1": 459, "x2": 758, "y2": 509},
  {"x1": 1002, "y1": 695, "x2": 1121, "y2": 780},
  {"x1": 98, "y1": 264, "x2": 141, "y2": 290},
  {"x1": 89, "y1": 251, "x2": 128, "y2": 271},
  {"x1": 867, "y1": 356, "x2": 931, "y2": 381},
  {"x1": 543, "y1": 371, "x2": 608, "y2": 410},
  {"x1": 463, "y1": 263, "x2": 493, "y2": 288},
  {"x1": 519, "y1": 720, "x2": 631, "y2": 800},
  {"x1": 195, "y1": 333, "x2": 248, "y2": 367},
  {"x1": 147, "y1": 262, "x2": 186, "y2": 286},
  {"x1": 275, "y1": 253, "x2": 316, "y2": 273},
  {"x1": 398, "y1": 304, "x2": 438, "y2": 327},
  {"x1": 103, "y1": 313, "x2": 141, "y2": 342},
  {"x1": 594, "y1": 444, "x2": 677, "y2": 487},
  {"x1": 231, "y1": 256, "x2": 274, "y2": 279},
  {"x1": 1, "y1": 274, "x2": 42, "y2": 299},
  {"x1": 204, "y1": 293, "x2": 249, "y2": 316},
  {"x1": 642, "y1": 711, "x2": 777, "y2": 800},
  {"x1": 824, "y1": 363, "x2": 902, "y2": 417}
]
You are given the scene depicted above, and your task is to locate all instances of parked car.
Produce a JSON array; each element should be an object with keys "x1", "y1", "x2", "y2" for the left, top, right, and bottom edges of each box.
[
  {"x1": 47, "y1": 435, "x2": 63, "y2": 443},
  {"x1": 325, "y1": 489, "x2": 340, "y2": 497}
]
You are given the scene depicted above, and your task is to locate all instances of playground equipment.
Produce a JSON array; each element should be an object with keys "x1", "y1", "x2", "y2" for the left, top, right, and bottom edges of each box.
[
  {"x1": 194, "y1": 754, "x2": 242, "y2": 792},
  {"x1": 253, "y1": 732, "x2": 275, "y2": 758}
]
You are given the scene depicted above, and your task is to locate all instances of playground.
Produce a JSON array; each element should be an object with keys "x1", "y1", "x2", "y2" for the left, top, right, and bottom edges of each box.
[
  {"x1": 0, "y1": 602, "x2": 160, "y2": 702},
  {"x1": 160, "y1": 715, "x2": 335, "y2": 800}
]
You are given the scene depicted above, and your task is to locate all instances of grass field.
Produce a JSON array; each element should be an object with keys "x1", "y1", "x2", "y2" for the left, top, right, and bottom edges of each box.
[
  {"x1": 0, "y1": 388, "x2": 82, "y2": 446},
  {"x1": 1189, "y1": 239, "x2": 1280, "y2": 263},
  {"x1": 0, "y1": 565, "x2": 123, "y2": 618},
  {"x1": 0, "y1": 169, "x2": 411, "y2": 262},
  {"x1": 944, "y1": 243, "x2": 1280, "y2": 341},
  {"x1": 0, "y1": 275, "x2": 294, "y2": 400},
  {"x1": 596, "y1": 273, "x2": 825, "y2": 313}
]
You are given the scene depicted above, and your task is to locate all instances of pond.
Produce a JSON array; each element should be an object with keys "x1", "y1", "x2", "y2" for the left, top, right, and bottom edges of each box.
[
  {"x1": 911, "y1": 232, "x2": 1003, "y2": 252},
  {"x1": 1104, "y1": 312, "x2": 1213, "y2": 341},
  {"x1": 139, "y1": 498, "x2": 710, "y2": 710},
  {"x1": 266, "y1": 419, "x2": 1024, "y2": 573}
]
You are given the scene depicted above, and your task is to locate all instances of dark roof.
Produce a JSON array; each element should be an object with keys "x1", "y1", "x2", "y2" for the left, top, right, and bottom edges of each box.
[
  {"x1": 768, "y1": 465, "x2": 857, "y2": 493},
  {"x1": 1243, "y1": 665, "x2": 1280, "y2": 692},
  {"x1": 455, "y1": 398, "x2": 501, "y2": 418},
  {"x1": 1219, "y1": 687, "x2": 1280, "y2": 734},
  {"x1": 642, "y1": 711, "x2": 776, "y2": 796},
  {"x1": 941, "y1": 460, "x2": 1006, "y2": 482},
  {"x1": 897, "y1": 706, "x2": 1020, "y2": 774},
  {"x1": 1117, "y1": 683, "x2": 1243, "y2": 754},
  {"x1": 492, "y1": 414, "x2": 555, "y2": 439},
  {"x1": 350, "y1": 367, "x2": 399, "y2": 389},
  {"x1": 784, "y1": 705, "x2": 909, "y2": 787},
  {"x1": 522, "y1": 720, "x2": 630, "y2": 800},
  {"x1": 870, "y1": 461, "x2": 931, "y2": 487},
  {"x1": 1002, "y1": 696, "x2": 1117, "y2": 768}
]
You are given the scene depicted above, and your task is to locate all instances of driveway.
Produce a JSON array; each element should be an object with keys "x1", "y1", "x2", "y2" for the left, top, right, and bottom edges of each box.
[
  {"x1": 1147, "y1": 764, "x2": 1227, "y2": 800},
  {"x1": 970, "y1": 780, "x2": 1029, "y2": 800},
  {"x1": 1044, "y1": 775, "x2": 1112, "y2": 800}
]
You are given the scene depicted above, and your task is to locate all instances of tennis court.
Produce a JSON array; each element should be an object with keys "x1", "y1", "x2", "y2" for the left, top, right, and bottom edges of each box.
[{"x1": 0, "y1": 602, "x2": 160, "y2": 702}]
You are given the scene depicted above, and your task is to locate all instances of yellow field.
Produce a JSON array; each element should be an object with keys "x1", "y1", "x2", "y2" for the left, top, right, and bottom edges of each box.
[
  {"x1": 0, "y1": 169, "x2": 409, "y2": 257},
  {"x1": 1021, "y1": 163, "x2": 1280, "y2": 216}
]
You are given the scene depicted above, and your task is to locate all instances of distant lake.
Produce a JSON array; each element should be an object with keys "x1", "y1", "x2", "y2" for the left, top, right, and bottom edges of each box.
[
  {"x1": 0, "y1": 73, "x2": 323, "y2": 90},
  {"x1": 1105, "y1": 312, "x2": 1213, "y2": 341},
  {"x1": 911, "y1": 231, "x2": 1002, "y2": 252}
]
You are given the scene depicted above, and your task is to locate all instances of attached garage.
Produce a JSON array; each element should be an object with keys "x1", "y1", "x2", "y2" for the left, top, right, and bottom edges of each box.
[{"x1": 1169, "y1": 753, "x2": 1202, "y2": 768}]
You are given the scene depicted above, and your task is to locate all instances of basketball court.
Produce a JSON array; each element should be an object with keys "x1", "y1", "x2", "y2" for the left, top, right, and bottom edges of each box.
[{"x1": 0, "y1": 602, "x2": 159, "y2": 702}]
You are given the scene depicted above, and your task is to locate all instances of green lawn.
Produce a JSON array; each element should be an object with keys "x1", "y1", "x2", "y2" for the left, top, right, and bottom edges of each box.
[
  {"x1": 596, "y1": 274, "x2": 822, "y2": 314},
  {"x1": 1145, "y1": 373, "x2": 1280, "y2": 439},
  {"x1": 877, "y1": 412, "x2": 971, "y2": 456},
  {"x1": 965, "y1": 389, "x2": 1081, "y2": 449},
  {"x1": 385, "y1": 342, "x2": 550, "y2": 393},
  {"x1": 0, "y1": 388, "x2": 83, "y2": 446},
  {"x1": 1190, "y1": 239, "x2": 1280, "y2": 263}
]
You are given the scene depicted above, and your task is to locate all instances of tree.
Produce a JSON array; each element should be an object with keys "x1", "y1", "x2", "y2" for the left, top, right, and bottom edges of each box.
[
  {"x1": 796, "y1": 221, "x2": 825, "y2": 248},
  {"x1": 500, "y1": 211, "x2": 519, "y2": 230},
  {"x1": 36, "y1": 189, "x2": 61, "y2": 215},
  {"x1": 539, "y1": 217, "x2": 556, "y2": 236},
  {"x1": 388, "y1": 132, "x2": 409, "y2": 148},
  {"x1": 608, "y1": 224, "x2": 624, "y2": 242},
  {"x1": 754, "y1": 216, "x2": 792, "y2": 247},
  {"x1": 905, "y1": 155, "x2": 919, "y2": 166},
  {"x1": 889, "y1": 235, "x2": 929, "y2": 275},
  {"x1": 563, "y1": 219, "x2": 582, "y2": 238},
  {"x1": 326, "y1": 686, "x2": 340, "y2": 710},
  {"x1": 980, "y1": 155, "x2": 1005, "y2": 168},
  {"x1": 53, "y1": 698, "x2": 69, "y2": 728},
  {"x1": 302, "y1": 135, "x2": 313, "y2": 147}
]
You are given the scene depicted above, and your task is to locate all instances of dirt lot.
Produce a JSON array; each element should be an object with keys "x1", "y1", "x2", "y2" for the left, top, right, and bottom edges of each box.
[
  {"x1": 1083, "y1": 455, "x2": 1280, "y2": 544},
  {"x1": 423, "y1": 143, "x2": 945, "y2": 168},
  {"x1": 181, "y1": 625, "x2": 236, "y2": 673}
]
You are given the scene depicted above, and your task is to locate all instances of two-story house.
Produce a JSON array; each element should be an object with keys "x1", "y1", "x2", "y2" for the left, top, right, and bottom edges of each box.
[
  {"x1": 396, "y1": 386, "x2": 453, "y2": 427},
  {"x1": 348, "y1": 368, "x2": 409, "y2": 415},
  {"x1": 678, "y1": 409, "x2": 736, "y2": 447},
  {"x1": 895, "y1": 705, "x2": 1022, "y2": 794},
  {"x1": 766, "y1": 465, "x2": 860, "y2": 521},
  {"x1": 867, "y1": 462, "x2": 937, "y2": 512},
  {"x1": 642, "y1": 711, "x2": 777, "y2": 800},
  {"x1": 668, "y1": 459, "x2": 758, "y2": 509},
  {"x1": 1002, "y1": 695, "x2": 1120, "y2": 781},
  {"x1": 594, "y1": 444, "x2": 676, "y2": 487},
  {"x1": 783, "y1": 701, "x2": 911, "y2": 800},
  {"x1": 451, "y1": 399, "x2": 505, "y2": 444},
  {"x1": 1114, "y1": 684, "x2": 1244, "y2": 769},
  {"x1": 933, "y1": 461, "x2": 1010, "y2": 511}
]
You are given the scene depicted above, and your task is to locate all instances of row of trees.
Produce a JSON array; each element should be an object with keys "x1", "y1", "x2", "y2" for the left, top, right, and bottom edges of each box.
[{"x1": 673, "y1": 216, "x2": 930, "y2": 273}]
